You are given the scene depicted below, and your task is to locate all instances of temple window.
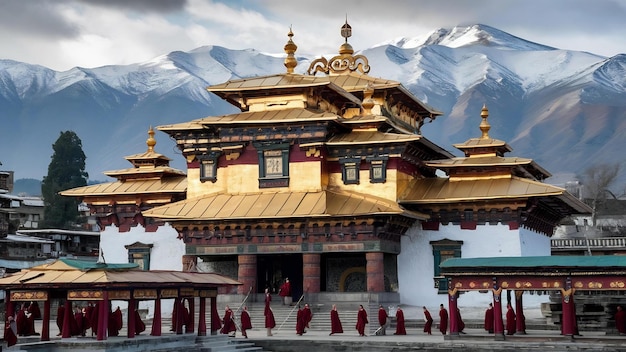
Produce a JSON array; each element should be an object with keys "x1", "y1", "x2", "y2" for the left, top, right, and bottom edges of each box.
[
  {"x1": 254, "y1": 142, "x2": 290, "y2": 188},
  {"x1": 125, "y1": 242, "x2": 153, "y2": 270},
  {"x1": 366, "y1": 155, "x2": 388, "y2": 183},
  {"x1": 340, "y1": 157, "x2": 361, "y2": 185},
  {"x1": 198, "y1": 153, "x2": 219, "y2": 182},
  {"x1": 430, "y1": 239, "x2": 463, "y2": 293}
]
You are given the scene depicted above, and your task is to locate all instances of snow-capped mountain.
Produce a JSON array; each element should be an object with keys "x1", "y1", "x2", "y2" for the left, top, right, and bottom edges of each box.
[{"x1": 1, "y1": 24, "x2": 625, "y2": 188}]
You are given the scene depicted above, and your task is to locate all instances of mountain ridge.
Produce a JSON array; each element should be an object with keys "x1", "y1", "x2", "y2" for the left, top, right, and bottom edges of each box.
[{"x1": 1, "y1": 24, "x2": 625, "y2": 189}]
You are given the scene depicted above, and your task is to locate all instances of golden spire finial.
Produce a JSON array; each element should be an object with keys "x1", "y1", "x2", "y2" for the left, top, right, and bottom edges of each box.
[
  {"x1": 284, "y1": 26, "x2": 298, "y2": 74},
  {"x1": 479, "y1": 104, "x2": 491, "y2": 139},
  {"x1": 339, "y1": 17, "x2": 354, "y2": 56},
  {"x1": 146, "y1": 126, "x2": 156, "y2": 152}
]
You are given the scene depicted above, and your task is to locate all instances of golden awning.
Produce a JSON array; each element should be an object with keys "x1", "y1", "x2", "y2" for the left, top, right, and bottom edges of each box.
[
  {"x1": 60, "y1": 176, "x2": 187, "y2": 197},
  {"x1": 142, "y1": 189, "x2": 428, "y2": 221}
]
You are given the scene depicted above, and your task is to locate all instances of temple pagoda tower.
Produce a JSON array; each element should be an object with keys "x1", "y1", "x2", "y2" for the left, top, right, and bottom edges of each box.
[
  {"x1": 61, "y1": 127, "x2": 187, "y2": 271},
  {"x1": 397, "y1": 105, "x2": 590, "y2": 306},
  {"x1": 142, "y1": 23, "x2": 454, "y2": 303}
]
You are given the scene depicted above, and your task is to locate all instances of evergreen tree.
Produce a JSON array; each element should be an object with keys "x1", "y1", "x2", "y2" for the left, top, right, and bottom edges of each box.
[{"x1": 41, "y1": 131, "x2": 88, "y2": 229}]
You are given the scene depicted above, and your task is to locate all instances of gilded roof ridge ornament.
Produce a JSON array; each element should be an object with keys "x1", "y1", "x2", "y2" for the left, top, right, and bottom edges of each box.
[
  {"x1": 146, "y1": 126, "x2": 156, "y2": 152},
  {"x1": 480, "y1": 104, "x2": 491, "y2": 139},
  {"x1": 306, "y1": 18, "x2": 370, "y2": 76},
  {"x1": 284, "y1": 26, "x2": 298, "y2": 74}
]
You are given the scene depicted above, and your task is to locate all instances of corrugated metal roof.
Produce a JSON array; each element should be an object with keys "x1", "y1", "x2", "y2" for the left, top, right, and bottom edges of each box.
[
  {"x1": 440, "y1": 255, "x2": 626, "y2": 269},
  {"x1": 158, "y1": 108, "x2": 340, "y2": 131},
  {"x1": 399, "y1": 176, "x2": 592, "y2": 213},
  {"x1": 206, "y1": 74, "x2": 332, "y2": 91},
  {"x1": 427, "y1": 156, "x2": 534, "y2": 167},
  {"x1": 60, "y1": 176, "x2": 187, "y2": 197},
  {"x1": 0, "y1": 259, "x2": 241, "y2": 287},
  {"x1": 142, "y1": 189, "x2": 428, "y2": 221}
]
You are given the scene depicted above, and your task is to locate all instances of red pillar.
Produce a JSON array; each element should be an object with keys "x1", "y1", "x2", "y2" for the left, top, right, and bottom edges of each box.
[
  {"x1": 186, "y1": 298, "x2": 195, "y2": 333},
  {"x1": 61, "y1": 300, "x2": 72, "y2": 338},
  {"x1": 198, "y1": 297, "x2": 207, "y2": 336},
  {"x1": 127, "y1": 298, "x2": 136, "y2": 338},
  {"x1": 366, "y1": 252, "x2": 384, "y2": 292},
  {"x1": 303, "y1": 253, "x2": 320, "y2": 293},
  {"x1": 448, "y1": 291, "x2": 459, "y2": 336},
  {"x1": 97, "y1": 293, "x2": 109, "y2": 341},
  {"x1": 238, "y1": 254, "x2": 257, "y2": 295},
  {"x1": 514, "y1": 291, "x2": 526, "y2": 334},
  {"x1": 41, "y1": 298, "x2": 51, "y2": 341},
  {"x1": 150, "y1": 298, "x2": 162, "y2": 336},
  {"x1": 561, "y1": 288, "x2": 575, "y2": 336},
  {"x1": 492, "y1": 289, "x2": 505, "y2": 337},
  {"x1": 210, "y1": 297, "x2": 219, "y2": 335}
]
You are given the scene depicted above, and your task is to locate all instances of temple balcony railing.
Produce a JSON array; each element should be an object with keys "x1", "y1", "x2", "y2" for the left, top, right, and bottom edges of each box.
[{"x1": 551, "y1": 237, "x2": 626, "y2": 251}]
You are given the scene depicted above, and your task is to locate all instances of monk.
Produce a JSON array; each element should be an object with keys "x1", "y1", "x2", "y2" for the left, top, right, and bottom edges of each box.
[
  {"x1": 615, "y1": 305, "x2": 626, "y2": 335},
  {"x1": 423, "y1": 306, "x2": 433, "y2": 335},
  {"x1": 210, "y1": 300, "x2": 222, "y2": 334},
  {"x1": 329, "y1": 304, "x2": 343, "y2": 335},
  {"x1": 506, "y1": 303, "x2": 516, "y2": 335},
  {"x1": 5, "y1": 316, "x2": 18, "y2": 347},
  {"x1": 220, "y1": 306, "x2": 236, "y2": 335},
  {"x1": 28, "y1": 301, "x2": 41, "y2": 320},
  {"x1": 240, "y1": 306, "x2": 252, "y2": 338},
  {"x1": 484, "y1": 303, "x2": 494, "y2": 333},
  {"x1": 457, "y1": 307, "x2": 466, "y2": 334},
  {"x1": 279, "y1": 278, "x2": 292, "y2": 305},
  {"x1": 302, "y1": 303, "x2": 312, "y2": 333},
  {"x1": 264, "y1": 288, "x2": 276, "y2": 336},
  {"x1": 296, "y1": 305, "x2": 305, "y2": 335},
  {"x1": 56, "y1": 302, "x2": 65, "y2": 336},
  {"x1": 134, "y1": 308, "x2": 146, "y2": 335},
  {"x1": 356, "y1": 304, "x2": 368, "y2": 336},
  {"x1": 108, "y1": 306, "x2": 123, "y2": 337},
  {"x1": 394, "y1": 306, "x2": 406, "y2": 335},
  {"x1": 377, "y1": 305, "x2": 387, "y2": 335},
  {"x1": 439, "y1": 304, "x2": 448, "y2": 335}
]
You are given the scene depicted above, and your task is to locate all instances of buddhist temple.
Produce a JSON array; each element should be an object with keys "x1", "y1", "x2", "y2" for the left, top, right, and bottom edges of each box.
[{"x1": 61, "y1": 21, "x2": 590, "y2": 310}]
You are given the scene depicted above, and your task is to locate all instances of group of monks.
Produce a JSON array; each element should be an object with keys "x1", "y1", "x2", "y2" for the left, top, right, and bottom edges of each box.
[
  {"x1": 3, "y1": 301, "x2": 41, "y2": 347},
  {"x1": 56, "y1": 302, "x2": 137, "y2": 337}
]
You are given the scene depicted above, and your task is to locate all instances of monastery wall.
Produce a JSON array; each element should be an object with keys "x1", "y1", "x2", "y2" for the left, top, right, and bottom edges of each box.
[
  {"x1": 397, "y1": 223, "x2": 551, "y2": 310},
  {"x1": 99, "y1": 223, "x2": 184, "y2": 319}
]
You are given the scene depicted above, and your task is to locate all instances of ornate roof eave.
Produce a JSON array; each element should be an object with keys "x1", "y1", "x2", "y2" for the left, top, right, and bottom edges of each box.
[
  {"x1": 158, "y1": 108, "x2": 341, "y2": 133},
  {"x1": 103, "y1": 166, "x2": 186, "y2": 178},
  {"x1": 397, "y1": 175, "x2": 588, "y2": 210},
  {"x1": 142, "y1": 189, "x2": 428, "y2": 222},
  {"x1": 326, "y1": 130, "x2": 420, "y2": 146},
  {"x1": 205, "y1": 74, "x2": 362, "y2": 110},
  {"x1": 59, "y1": 177, "x2": 187, "y2": 198}
]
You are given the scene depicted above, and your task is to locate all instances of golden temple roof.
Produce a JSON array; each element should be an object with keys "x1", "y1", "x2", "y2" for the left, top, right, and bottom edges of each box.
[
  {"x1": 398, "y1": 176, "x2": 591, "y2": 213},
  {"x1": 60, "y1": 172, "x2": 186, "y2": 197},
  {"x1": 158, "y1": 108, "x2": 341, "y2": 131},
  {"x1": 0, "y1": 258, "x2": 241, "y2": 288},
  {"x1": 327, "y1": 130, "x2": 420, "y2": 145},
  {"x1": 426, "y1": 156, "x2": 550, "y2": 175},
  {"x1": 453, "y1": 105, "x2": 512, "y2": 154},
  {"x1": 142, "y1": 189, "x2": 428, "y2": 221}
]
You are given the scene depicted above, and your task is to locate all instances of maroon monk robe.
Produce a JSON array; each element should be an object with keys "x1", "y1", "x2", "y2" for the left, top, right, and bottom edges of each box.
[
  {"x1": 108, "y1": 307, "x2": 123, "y2": 336},
  {"x1": 240, "y1": 308, "x2": 252, "y2": 338},
  {"x1": 28, "y1": 302, "x2": 41, "y2": 320},
  {"x1": 5, "y1": 317, "x2": 18, "y2": 347},
  {"x1": 355, "y1": 306, "x2": 368, "y2": 336},
  {"x1": 484, "y1": 305, "x2": 494, "y2": 333},
  {"x1": 134, "y1": 309, "x2": 146, "y2": 334},
  {"x1": 616, "y1": 307, "x2": 626, "y2": 334},
  {"x1": 378, "y1": 306, "x2": 387, "y2": 334},
  {"x1": 296, "y1": 307, "x2": 305, "y2": 335},
  {"x1": 264, "y1": 294, "x2": 276, "y2": 329},
  {"x1": 439, "y1": 306, "x2": 448, "y2": 335},
  {"x1": 302, "y1": 305, "x2": 312, "y2": 331},
  {"x1": 395, "y1": 308, "x2": 406, "y2": 335},
  {"x1": 220, "y1": 308, "x2": 236, "y2": 334},
  {"x1": 56, "y1": 304, "x2": 65, "y2": 336},
  {"x1": 330, "y1": 307, "x2": 343, "y2": 334},
  {"x1": 423, "y1": 308, "x2": 433, "y2": 335},
  {"x1": 506, "y1": 304, "x2": 516, "y2": 335}
]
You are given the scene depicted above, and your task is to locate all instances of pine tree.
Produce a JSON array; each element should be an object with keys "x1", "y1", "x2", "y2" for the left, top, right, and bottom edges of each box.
[{"x1": 41, "y1": 131, "x2": 88, "y2": 229}]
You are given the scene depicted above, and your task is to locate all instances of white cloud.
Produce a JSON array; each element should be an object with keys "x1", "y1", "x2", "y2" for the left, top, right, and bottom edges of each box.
[{"x1": 0, "y1": 0, "x2": 625, "y2": 71}]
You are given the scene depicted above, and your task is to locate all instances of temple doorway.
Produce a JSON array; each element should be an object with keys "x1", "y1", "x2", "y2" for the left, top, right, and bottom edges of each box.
[{"x1": 257, "y1": 254, "x2": 303, "y2": 300}]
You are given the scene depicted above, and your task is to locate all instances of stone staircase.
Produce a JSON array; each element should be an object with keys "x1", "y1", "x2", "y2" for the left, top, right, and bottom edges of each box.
[{"x1": 229, "y1": 297, "x2": 372, "y2": 334}]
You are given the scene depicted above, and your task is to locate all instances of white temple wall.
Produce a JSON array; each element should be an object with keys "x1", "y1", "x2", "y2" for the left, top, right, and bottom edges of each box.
[
  {"x1": 397, "y1": 223, "x2": 550, "y2": 311},
  {"x1": 100, "y1": 223, "x2": 184, "y2": 319}
]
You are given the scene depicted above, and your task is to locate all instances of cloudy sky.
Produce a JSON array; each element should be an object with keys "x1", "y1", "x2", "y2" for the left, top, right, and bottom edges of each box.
[{"x1": 1, "y1": 0, "x2": 625, "y2": 71}]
